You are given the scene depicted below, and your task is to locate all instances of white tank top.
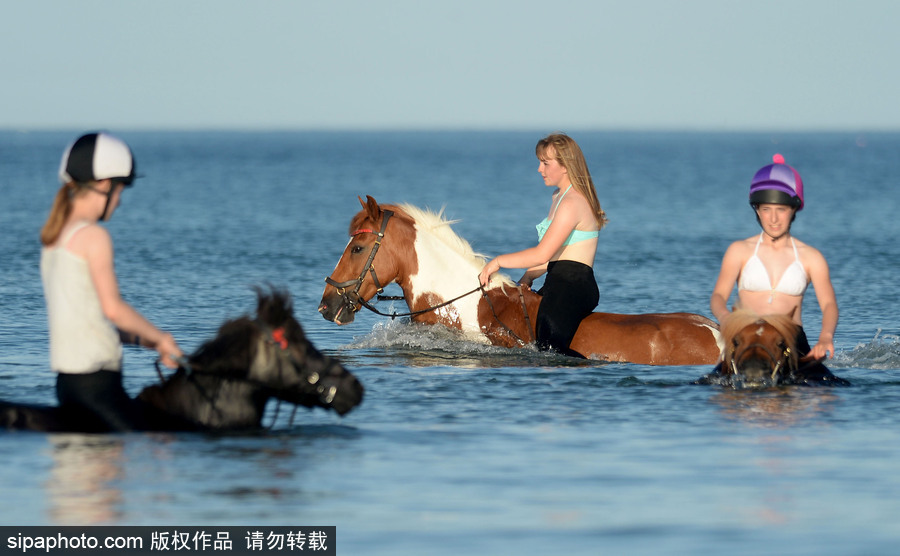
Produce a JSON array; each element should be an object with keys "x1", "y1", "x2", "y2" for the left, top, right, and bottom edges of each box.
[{"x1": 41, "y1": 221, "x2": 122, "y2": 374}]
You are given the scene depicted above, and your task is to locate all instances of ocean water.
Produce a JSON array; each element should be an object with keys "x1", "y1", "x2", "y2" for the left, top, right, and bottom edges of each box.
[{"x1": 1, "y1": 130, "x2": 899, "y2": 555}]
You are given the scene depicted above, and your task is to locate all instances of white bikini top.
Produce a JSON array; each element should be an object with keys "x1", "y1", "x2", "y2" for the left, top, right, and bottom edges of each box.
[{"x1": 738, "y1": 232, "x2": 808, "y2": 302}]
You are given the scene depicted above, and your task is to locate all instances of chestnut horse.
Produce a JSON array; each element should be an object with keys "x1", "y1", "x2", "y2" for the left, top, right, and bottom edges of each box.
[
  {"x1": 319, "y1": 196, "x2": 722, "y2": 365},
  {"x1": 697, "y1": 310, "x2": 849, "y2": 386}
]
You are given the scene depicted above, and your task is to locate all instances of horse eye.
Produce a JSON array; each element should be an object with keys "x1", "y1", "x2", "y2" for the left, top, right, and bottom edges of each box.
[
  {"x1": 732, "y1": 338, "x2": 740, "y2": 347},
  {"x1": 351, "y1": 245, "x2": 364, "y2": 254}
]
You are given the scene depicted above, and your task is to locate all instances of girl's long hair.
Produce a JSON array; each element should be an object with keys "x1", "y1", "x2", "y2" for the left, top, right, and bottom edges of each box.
[
  {"x1": 40, "y1": 182, "x2": 80, "y2": 246},
  {"x1": 536, "y1": 133, "x2": 608, "y2": 229}
]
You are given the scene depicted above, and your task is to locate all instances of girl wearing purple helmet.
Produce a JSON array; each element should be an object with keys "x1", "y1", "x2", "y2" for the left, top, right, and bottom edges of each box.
[{"x1": 710, "y1": 154, "x2": 838, "y2": 362}]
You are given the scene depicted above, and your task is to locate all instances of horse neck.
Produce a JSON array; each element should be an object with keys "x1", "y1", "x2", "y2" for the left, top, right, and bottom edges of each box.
[
  {"x1": 398, "y1": 231, "x2": 485, "y2": 328},
  {"x1": 408, "y1": 231, "x2": 480, "y2": 288},
  {"x1": 479, "y1": 284, "x2": 541, "y2": 346},
  {"x1": 158, "y1": 373, "x2": 267, "y2": 429}
]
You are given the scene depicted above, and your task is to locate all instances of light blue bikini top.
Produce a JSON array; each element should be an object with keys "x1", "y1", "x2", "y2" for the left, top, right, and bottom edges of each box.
[
  {"x1": 738, "y1": 232, "x2": 808, "y2": 301},
  {"x1": 535, "y1": 185, "x2": 600, "y2": 246}
]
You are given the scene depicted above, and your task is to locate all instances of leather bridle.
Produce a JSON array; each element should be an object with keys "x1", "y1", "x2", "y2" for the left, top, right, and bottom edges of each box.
[
  {"x1": 323, "y1": 209, "x2": 534, "y2": 345},
  {"x1": 728, "y1": 341, "x2": 795, "y2": 382},
  {"x1": 325, "y1": 210, "x2": 394, "y2": 313}
]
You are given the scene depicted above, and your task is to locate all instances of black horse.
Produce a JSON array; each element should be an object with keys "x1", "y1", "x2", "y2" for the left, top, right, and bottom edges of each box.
[{"x1": 0, "y1": 288, "x2": 364, "y2": 432}]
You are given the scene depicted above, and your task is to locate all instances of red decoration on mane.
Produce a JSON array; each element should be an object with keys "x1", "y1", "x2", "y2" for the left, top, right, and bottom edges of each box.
[{"x1": 271, "y1": 327, "x2": 288, "y2": 350}]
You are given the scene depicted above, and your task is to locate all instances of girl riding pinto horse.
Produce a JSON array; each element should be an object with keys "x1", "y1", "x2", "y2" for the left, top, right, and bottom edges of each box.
[{"x1": 478, "y1": 133, "x2": 605, "y2": 358}]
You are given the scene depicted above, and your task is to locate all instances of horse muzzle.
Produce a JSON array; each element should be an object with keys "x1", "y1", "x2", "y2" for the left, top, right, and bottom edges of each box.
[
  {"x1": 299, "y1": 355, "x2": 364, "y2": 415},
  {"x1": 321, "y1": 359, "x2": 365, "y2": 416},
  {"x1": 730, "y1": 344, "x2": 785, "y2": 386},
  {"x1": 318, "y1": 292, "x2": 359, "y2": 325}
]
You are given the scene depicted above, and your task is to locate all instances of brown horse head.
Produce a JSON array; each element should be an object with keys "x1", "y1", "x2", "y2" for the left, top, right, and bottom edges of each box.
[
  {"x1": 721, "y1": 310, "x2": 800, "y2": 386},
  {"x1": 319, "y1": 196, "x2": 416, "y2": 325}
]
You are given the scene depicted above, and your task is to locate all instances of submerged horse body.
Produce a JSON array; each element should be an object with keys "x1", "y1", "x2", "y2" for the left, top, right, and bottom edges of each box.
[
  {"x1": 1, "y1": 289, "x2": 364, "y2": 433},
  {"x1": 697, "y1": 310, "x2": 849, "y2": 386},
  {"x1": 319, "y1": 196, "x2": 722, "y2": 365}
]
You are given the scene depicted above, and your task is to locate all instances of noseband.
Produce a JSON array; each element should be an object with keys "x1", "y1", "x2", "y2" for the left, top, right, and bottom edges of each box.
[
  {"x1": 325, "y1": 210, "x2": 394, "y2": 311},
  {"x1": 728, "y1": 341, "x2": 794, "y2": 382}
]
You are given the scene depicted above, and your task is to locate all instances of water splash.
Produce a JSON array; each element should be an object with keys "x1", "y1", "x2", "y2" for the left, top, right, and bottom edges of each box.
[
  {"x1": 834, "y1": 329, "x2": 900, "y2": 370},
  {"x1": 339, "y1": 319, "x2": 605, "y2": 369},
  {"x1": 344, "y1": 319, "x2": 502, "y2": 354}
]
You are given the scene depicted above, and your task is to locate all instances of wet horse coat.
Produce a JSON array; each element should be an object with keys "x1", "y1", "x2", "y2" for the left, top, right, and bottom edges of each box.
[
  {"x1": 698, "y1": 310, "x2": 849, "y2": 386},
  {"x1": 320, "y1": 196, "x2": 722, "y2": 365},
  {"x1": 1, "y1": 289, "x2": 364, "y2": 432}
]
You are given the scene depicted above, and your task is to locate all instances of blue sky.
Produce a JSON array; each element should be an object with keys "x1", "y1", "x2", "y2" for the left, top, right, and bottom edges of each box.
[{"x1": 3, "y1": 0, "x2": 898, "y2": 131}]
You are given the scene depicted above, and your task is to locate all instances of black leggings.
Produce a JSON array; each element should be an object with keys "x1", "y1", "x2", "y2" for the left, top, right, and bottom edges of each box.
[
  {"x1": 535, "y1": 260, "x2": 599, "y2": 358},
  {"x1": 56, "y1": 370, "x2": 145, "y2": 432}
]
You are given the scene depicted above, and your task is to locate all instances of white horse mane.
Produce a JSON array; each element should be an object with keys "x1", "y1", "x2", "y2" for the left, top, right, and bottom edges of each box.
[{"x1": 397, "y1": 203, "x2": 515, "y2": 287}]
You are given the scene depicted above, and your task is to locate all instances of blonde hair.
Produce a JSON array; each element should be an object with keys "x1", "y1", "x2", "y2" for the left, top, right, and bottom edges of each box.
[
  {"x1": 40, "y1": 182, "x2": 90, "y2": 246},
  {"x1": 536, "y1": 133, "x2": 608, "y2": 229}
]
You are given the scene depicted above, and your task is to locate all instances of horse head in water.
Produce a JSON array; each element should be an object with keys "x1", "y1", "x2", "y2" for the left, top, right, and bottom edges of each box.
[
  {"x1": 721, "y1": 311, "x2": 801, "y2": 386},
  {"x1": 138, "y1": 287, "x2": 364, "y2": 429},
  {"x1": 707, "y1": 309, "x2": 848, "y2": 387},
  {"x1": 319, "y1": 195, "x2": 723, "y2": 365}
]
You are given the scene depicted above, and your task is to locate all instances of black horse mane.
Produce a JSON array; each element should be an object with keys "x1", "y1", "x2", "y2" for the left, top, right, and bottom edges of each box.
[
  {"x1": 255, "y1": 286, "x2": 296, "y2": 330},
  {"x1": 187, "y1": 287, "x2": 297, "y2": 377}
]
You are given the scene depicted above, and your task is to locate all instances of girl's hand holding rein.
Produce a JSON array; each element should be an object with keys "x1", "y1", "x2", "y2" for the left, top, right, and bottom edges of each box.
[{"x1": 479, "y1": 257, "x2": 502, "y2": 287}]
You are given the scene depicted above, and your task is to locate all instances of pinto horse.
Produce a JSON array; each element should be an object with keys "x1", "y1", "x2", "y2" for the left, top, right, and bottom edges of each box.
[
  {"x1": 1, "y1": 288, "x2": 364, "y2": 432},
  {"x1": 698, "y1": 310, "x2": 849, "y2": 386},
  {"x1": 319, "y1": 196, "x2": 722, "y2": 365}
]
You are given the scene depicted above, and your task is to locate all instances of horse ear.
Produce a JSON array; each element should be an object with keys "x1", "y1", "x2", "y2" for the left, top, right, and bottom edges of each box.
[{"x1": 362, "y1": 195, "x2": 381, "y2": 222}]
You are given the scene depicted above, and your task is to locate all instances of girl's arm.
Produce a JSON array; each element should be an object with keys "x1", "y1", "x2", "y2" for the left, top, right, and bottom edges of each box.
[
  {"x1": 710, "y1": 242, "x2": 744, "y2": 324},
  {"x1": 806, "y1": 248, "x2": 838, "y2": 359},
  {"x1": 80, "y1": 225, "x2": 183, "y2": 367},
  {"x1": 518, "y1": 263, "x2": 548, "y2": 288},
  {"x1": 479, "y1": 202, "x2": 579, "y2": 286}
]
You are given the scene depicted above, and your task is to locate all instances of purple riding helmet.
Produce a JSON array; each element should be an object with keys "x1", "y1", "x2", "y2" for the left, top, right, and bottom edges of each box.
[{"x1": 749, "y1": 154, "x2": 804, "y2": 211}]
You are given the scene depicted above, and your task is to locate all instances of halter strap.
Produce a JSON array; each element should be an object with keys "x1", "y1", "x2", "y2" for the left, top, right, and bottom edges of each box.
[
  {"x1": 325, "y1": 210, "x2": 394, "y2": 296},
  {"x1": 728, "y1": 340, "x2": 796, "y2": 381}
]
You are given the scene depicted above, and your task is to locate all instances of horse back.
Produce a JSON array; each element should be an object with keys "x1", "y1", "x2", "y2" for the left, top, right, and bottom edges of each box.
[
  {"x1": 572, "y1": 311, "x2": 721, "y2": 365},
  {"x1": 0, "y1": 400, "x2": 108, "y2": 432},
  {"x1": 477, "y1": 286, "x2": 721, "y2": 365}
]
